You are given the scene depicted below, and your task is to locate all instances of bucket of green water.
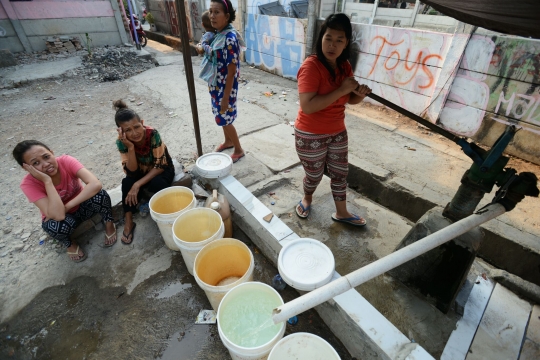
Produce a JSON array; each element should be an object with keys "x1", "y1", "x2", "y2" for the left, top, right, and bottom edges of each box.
[{"x1": 217, "y1": 282, "x2": 285, "y2": 360}]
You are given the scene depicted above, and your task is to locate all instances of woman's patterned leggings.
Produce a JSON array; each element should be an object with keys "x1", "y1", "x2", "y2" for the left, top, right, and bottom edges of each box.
[
  {"x1": 295, "y1": 128, "x2": 348, "y2": 202},
  {"x1": 42, "y1": 189, "x2": 114, "y2": 248}
]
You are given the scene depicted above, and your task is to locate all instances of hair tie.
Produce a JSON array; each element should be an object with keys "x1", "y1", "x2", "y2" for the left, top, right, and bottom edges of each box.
[{"x1": 221, "y1": 0, "x2": 228, "y2": 12}]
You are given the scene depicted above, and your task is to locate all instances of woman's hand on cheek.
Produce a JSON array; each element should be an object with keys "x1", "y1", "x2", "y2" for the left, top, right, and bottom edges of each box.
[
  {"x1": 23, "y1": 164, "x2": 51, "y2": 183},
  {"x1": 117, "y1": 128, "x2": 134, "y2": 149},
  {"x1": 340, "y1": 77, "x2": 359, "y2": 94}
]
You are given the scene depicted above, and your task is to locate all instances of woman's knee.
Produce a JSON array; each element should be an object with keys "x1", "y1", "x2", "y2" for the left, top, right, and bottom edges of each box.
[
  {"x1": 122, "y1": 176, "x2": 137, "y2": 193},
  {"x1": 42, "y1": 217, "x2": 77, "y2": 240}
]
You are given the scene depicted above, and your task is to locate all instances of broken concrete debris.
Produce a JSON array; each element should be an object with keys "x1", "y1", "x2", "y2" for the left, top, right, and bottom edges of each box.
[
  {"x1": 46, "y1": 36, "x2": 83, "y2": 54},
  {"x1": 82, "y1": 47, "x2": 155, "y2": 82}
]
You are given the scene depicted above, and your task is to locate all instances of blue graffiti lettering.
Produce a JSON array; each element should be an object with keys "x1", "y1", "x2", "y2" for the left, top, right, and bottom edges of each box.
[{"x1": 244, "y1": 14, "x2": 304, "y2": 78}]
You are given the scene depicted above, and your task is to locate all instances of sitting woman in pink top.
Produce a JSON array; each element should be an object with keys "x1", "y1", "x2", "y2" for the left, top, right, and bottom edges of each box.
[{"x1": 13, "y1": 140, "x2": 117, "y2": 263}]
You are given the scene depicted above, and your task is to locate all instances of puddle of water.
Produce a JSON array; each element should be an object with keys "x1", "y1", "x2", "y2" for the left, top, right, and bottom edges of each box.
[
  {"x1": 160, "y1": 325, "x2": 211, "y2": 360},
  {"x1": 67, "y1": 291, "x2": 81, "y2": 309},
  {"x1": 154, "y1": 282, "x2": 192, "y2": 299}
]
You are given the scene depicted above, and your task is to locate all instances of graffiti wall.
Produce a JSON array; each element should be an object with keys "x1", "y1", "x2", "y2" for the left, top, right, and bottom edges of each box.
[
  {"x1": 244, "y1": 13, "x2": 306, "y2": 79},
  {"x1": 440, "y1": 35, "x2": 540, "y2": 136},
  {"x1": 347, "y1": 22, "x2": 540, "y2": 163},
  {"x1": 439, "y1": 34, "x2": 540, "y2": 163},
  {"x1": 351, "y1": 23, "x2": 451, "y2": 114}
]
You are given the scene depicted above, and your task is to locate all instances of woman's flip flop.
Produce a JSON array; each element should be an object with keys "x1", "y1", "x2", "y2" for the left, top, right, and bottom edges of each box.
[
  {"x1": 295, "y1": 200, "x2": 311, "y2": 219},
  {"x1": 215, "y1": 144, "x2": 234, "y2": 152},
  {"x1": 331, "y1": 213, "x2": 367, "y2": 227},
  {"x1": 104, "y1": 223, "x2": 117, "y2": 247},
  {"x1": 121, "y1": 223, "x2": 137, "y2": 245},
  {"x1": 67, "y1": 245, "x2": 87, "y2": 263},
  {"x1": 231, "y1": 153, "x2": 245, "y2": 163}
]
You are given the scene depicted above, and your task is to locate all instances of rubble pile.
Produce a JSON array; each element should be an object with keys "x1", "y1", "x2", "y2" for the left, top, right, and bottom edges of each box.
[
  {"x1": 82, "y1": 47, "x2": 155, "y2": 82},
  {"x1": 46, "y1": 36, "x2": 83, "y2": 54}
]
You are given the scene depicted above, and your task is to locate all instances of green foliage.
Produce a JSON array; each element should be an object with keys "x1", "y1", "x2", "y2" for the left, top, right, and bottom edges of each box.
[
  {"x1": 85, "y1": 32, "x2": 93, "y2": 56},
  {"x1": 146, "y1": 12, "x2": 155, "y2": 24}
]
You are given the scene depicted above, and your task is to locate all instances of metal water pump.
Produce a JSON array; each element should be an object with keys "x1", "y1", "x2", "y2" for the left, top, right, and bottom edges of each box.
[{"x1": 366, "y1": 93, "x2": 539, "y2": 312}]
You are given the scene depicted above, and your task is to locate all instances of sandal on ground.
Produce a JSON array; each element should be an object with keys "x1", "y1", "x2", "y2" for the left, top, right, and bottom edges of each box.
[
  {"x1": 67, "y1": 245, "x2": 87, "y2": 263},
  {"x1": 103, "y1": 223, "x2": 117, "y2": 247},
  {"x1": 121, "y1": 222, "x2": 137, "y2": 245},
  {"x1": 231, "y1": 153, "x2": 245, "y2": 163},
  {"x1": 215, "y1": 143, "x2": 234, "y2": 152},
  {"x1": 295, "y1": 200, "x2": 311, "y2": 219},
  {"x1": 331, "y1": 213, "x2": 367, "y2": 227}
]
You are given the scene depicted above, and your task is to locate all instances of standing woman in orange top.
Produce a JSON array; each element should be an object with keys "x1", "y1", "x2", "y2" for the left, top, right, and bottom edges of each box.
[{"x1": 294, "y1": 14, "x2": 371, "y2": 226}]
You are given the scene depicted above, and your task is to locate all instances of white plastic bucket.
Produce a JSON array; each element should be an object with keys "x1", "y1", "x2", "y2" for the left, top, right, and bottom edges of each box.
[
  {"x1": 278, "y1": 238, "x2": 335, "y2": 291},
  {"x1": 149, "y1": 186, "x2": 195, "y2": 251},
  {"x1": 194, "y1": 238, "x2": 254, "y2": 310},
  {"x1": 268, "y1": 333, "x2": 341, "y2": 360},
  {"x1": 218, "y1": 282, "x2": 285, "y2": 360},
  {"x1": 172, "y1": 208, "x2": 224, "y2": 275}
]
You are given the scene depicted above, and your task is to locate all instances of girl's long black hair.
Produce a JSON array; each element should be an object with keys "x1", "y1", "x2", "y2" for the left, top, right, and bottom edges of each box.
[{"x1": 315, "y1": 13, "x2": 353, "y2": 81}]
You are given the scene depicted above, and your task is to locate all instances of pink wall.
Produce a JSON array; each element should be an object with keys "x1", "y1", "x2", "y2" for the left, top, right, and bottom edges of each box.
[{"x1": 12, "y1": 1, "x2": 113, "y2": 20}]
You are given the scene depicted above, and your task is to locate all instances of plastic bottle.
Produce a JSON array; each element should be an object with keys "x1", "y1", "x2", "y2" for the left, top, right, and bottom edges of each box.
[
  {"x1": 272, "y1": 274, "x2": 287, "y2": 291},
  {"x1": 205, "y1": 190, "x2": 233, "y2": 238}
]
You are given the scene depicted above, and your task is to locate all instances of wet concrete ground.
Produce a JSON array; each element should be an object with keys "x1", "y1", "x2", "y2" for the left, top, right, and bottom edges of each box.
[
  {"x1": 0, "y1": 215, "x2": 353, "y2": 360},
  {"x1": 247, "y1": 165, "x2": 461, "y2": 358}
]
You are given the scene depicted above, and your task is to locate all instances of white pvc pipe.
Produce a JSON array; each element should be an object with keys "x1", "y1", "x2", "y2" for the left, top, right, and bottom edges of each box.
[{"x1": 272, "y1": 203, "x2": 506, "y2": 324}]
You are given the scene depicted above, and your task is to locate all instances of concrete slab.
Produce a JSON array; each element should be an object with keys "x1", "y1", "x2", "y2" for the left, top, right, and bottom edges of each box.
[
  {"x1": 442, "y1": 276, "x2": 495, "y2": 360},
  {"x1": 467, "y1": 284, "x2": 531, "y2": 360},
  {"x1": 3, "y1": 56, "x2": 82, "y2": 83},
  {"x1": 228, "y1": 152, "x2": 274, "y2": 188},
  {"x1": 519, "y1": 305, "x2": 540, "y2": 360},
  {"x1": 240, "y1": 124, "x2": 299, "y2": 173}
]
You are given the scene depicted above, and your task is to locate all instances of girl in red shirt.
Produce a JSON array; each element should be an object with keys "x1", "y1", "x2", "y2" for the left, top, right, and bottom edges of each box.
[{"x1": 295, "y1": 13, "x2": 371, "y2": 226}]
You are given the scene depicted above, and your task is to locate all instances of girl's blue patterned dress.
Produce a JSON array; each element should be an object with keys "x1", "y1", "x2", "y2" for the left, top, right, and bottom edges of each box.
[{"x1": 209, "y1": 31, "x2": 240, "y2": 126}]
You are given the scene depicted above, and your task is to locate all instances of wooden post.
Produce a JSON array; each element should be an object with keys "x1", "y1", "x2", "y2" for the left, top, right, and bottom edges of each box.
[{"x1": 175, "y1": 0, "x2": 203, "y2": 157}]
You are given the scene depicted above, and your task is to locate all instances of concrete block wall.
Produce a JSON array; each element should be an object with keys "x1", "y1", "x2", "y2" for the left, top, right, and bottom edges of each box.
[
  {"x1": 0, "y1": 0, "x2": 124, "y2": 53},
  {"x1": 0, "y1": 5, "x2": 24, "y2": 53}
]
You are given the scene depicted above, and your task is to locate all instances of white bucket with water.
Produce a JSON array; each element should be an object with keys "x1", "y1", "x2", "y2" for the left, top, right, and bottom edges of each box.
[
  {"x1": 194, "y1": 238, "x2": 254, "y2": 310},
  {"x1": 149, "y1": 186, "x2": 195, "y2": 251},
  {"x1": 268, "y1": 332, "x2": 341, "y2": 360},
  {"x1": 172, "y1": 208, "x2": 224, "y2": 275},
  {"x1": 218, "y1": 282, "x2": 285, "y2": 360}
]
